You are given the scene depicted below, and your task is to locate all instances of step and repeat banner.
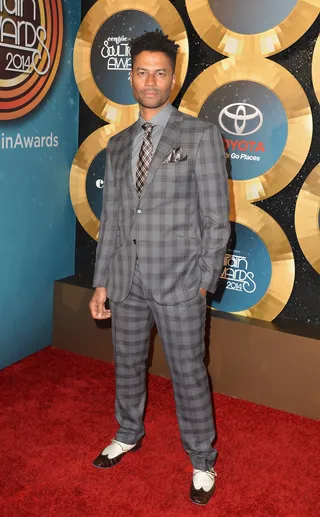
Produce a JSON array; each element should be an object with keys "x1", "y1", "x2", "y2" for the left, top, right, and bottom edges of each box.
[
  {"x1": 0, "y1": 1, "x2": 80, "y2": 368},
  {"x1": 71, "y1": 0, "x2": 320, "y2": 325}
]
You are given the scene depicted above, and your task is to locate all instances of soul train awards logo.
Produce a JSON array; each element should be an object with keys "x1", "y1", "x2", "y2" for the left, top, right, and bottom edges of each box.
[
  {"x1": 211, "y1": 222, "x2": 272, "y2": 314},
  {"x1": 0, "y1": 0, "x2": 63, "y2": 120},
  {"x1": 0, "y1": 0, "x2": 50, "y2": 76},
  {"x1": 101, "y1": 36, "x2": 131, "y2": 73},
  {"x1": 220, "y1": 252, "x2": 256, "y2": 294}
]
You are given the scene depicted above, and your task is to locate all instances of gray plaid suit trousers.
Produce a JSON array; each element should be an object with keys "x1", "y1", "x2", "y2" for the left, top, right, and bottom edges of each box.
[{"x1": 111, "y1": 259, "x2": 217, "y2": 471}]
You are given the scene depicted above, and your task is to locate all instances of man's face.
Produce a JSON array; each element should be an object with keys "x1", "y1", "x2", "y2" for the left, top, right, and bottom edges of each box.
[{"x1": 130, "y1": 51, "x2": 176, "y2": 110}]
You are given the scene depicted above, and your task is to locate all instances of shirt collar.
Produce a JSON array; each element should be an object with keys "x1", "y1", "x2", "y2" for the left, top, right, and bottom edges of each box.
[{"x1": 139, "y1": 103, "x2": 173, "y2": 129}]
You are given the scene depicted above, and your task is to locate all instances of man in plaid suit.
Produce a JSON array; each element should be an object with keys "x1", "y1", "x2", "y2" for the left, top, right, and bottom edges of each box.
[{"x1": 89, "y1": 30, "x2": 230, "y2": 505}]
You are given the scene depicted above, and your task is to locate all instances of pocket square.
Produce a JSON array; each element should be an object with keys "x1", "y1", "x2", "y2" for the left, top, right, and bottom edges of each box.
[{"x1": 162, "y1": 147, "x2": 187, "y2": 164}]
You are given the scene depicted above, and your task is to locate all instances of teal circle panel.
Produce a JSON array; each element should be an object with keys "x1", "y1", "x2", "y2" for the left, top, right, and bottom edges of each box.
[
  {"x1": 207, "y1": 0, "x2": 298, "y2": 35},
  {"x1": 210, "y1": 222, "x2": 272, "y2": 313}
]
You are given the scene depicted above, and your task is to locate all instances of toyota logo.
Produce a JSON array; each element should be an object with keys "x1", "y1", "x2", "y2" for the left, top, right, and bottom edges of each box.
[{"x1": 219, "y1": 103, "x2": 263, "y2": 136}]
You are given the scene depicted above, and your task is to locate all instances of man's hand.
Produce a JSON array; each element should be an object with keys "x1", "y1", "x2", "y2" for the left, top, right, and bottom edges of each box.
[
  {"x1": 89, "y1": 287, "x2": 111, "y2": 319},
  {"x1": 199, "y1": 287, "x2": 207, "y2": 297}
]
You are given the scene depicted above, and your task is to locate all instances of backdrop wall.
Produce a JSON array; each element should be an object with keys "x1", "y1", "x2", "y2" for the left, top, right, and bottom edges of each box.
[
  {"x1": 0, "y1": 1, "x2": 81, "y2": 369},
  {"x1": 72, "y1": 0, "x2": 320, "y2": 329}
]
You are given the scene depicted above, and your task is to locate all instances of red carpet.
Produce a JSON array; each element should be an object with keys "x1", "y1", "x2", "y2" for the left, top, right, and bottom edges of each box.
[{"x1": 0, "y1": 347, "x2": 319, "y2": 517}]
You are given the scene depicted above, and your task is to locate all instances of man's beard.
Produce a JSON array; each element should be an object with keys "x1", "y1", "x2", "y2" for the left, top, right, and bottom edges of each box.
[
  {"x1": 133, "y1": 88, "x2": 171, "y2": 109},
  {"x1": 137, "y1": 97, "x2": 168, "y2": 109}
]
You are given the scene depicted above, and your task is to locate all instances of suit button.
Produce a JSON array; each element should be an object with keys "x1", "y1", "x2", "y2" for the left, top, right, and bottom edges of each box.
[
  {"x1": 133, "y1": 239, "x2": 136, "y2": 244},
  {"x1": 137, "y1": 209, "x2": 142, "y2": 214}
]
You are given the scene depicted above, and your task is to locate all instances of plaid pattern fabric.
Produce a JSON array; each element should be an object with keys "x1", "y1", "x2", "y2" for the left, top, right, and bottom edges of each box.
[
  {"x1": 135, "y1": 123, "x2": 154, "y2": 196},
  {"x1": 110, "y1": 259, "x2": 217, "y2": 471},
  {"x1": 93, "y1": 106, "x2": 230, "y2": 471},
  {"x1": 93, "y1": 107, "x2": 230, "y2": 304}
]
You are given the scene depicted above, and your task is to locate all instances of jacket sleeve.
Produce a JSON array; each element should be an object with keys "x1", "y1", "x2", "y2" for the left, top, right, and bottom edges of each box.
[
  {"x1": 92, "y1": 149, "x2": 120, "y2": 288},
  {"x1": 195, "y1": 123, "x2": 230, "y2": 294}
]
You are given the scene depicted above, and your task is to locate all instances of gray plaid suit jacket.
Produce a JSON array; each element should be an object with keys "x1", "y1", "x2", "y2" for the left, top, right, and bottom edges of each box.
[{"x1": 93, "y1": 107, "x2": 230, "y2": 305}]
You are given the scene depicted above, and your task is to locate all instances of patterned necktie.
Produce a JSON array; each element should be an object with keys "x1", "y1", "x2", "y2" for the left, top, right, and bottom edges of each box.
[{"x1": 136, "y1": 123, "x2": 154, "y2": 196}]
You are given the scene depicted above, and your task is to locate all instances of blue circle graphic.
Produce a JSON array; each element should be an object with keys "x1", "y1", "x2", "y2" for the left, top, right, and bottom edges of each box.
[
  {"x1": 208, "y1": 0, "x2": 298, "y2": 35},
  {"x1": 91, "y1": 10, "x2": 161, "y2": 105},
  {"x1": 199, "y1": 81, "x2": 288, "y2": 181},
  {"x1": 86, "y1": 150, "x2": 106, "y2": 219},
  {"x1": 210, "y1": 222, "x2": 272, "y2": 313}
]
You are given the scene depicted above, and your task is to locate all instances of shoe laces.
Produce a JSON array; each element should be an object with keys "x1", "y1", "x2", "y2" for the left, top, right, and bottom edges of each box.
[
  {"x1": 193, "y1": 468, "x2": 217, "y2": 481},
  {"x1": 111, "y1": 438, "x2": 127, "y2": 452},
  {"x1": 200, "y1": 469, "x2": 218, "y2": 481},
  {"x1": 207, "y1": 468, "x2": 217, "y2": 480}
]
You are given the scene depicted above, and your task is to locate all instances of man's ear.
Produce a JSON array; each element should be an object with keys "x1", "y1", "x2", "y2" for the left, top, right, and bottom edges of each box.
[{"x1": 129, "y1": 71, "x2": 133, "y2": 87}]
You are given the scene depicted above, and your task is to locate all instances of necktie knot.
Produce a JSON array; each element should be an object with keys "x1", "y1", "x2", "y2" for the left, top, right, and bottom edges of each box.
[{"x1": 142, "y1": 122, "x2": 154, "y2": 136}]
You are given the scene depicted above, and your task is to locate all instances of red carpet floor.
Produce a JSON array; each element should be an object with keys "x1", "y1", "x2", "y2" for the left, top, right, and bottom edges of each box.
[{"x1": 0, "y1": 347, "x2": 319, "y2": 517}]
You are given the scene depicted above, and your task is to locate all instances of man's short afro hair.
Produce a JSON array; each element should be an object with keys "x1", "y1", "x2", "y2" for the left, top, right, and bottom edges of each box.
[{"x1": 130, "y1": 29, "x2": 179, "y2": 71}]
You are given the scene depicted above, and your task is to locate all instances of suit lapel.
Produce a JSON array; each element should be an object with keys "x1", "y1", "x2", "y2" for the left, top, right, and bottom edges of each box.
[
  {"x1": 118, "y1": 120, "x2": 139, "y2": 202},
  {"x1": 139, "y1": 108, "x2": 183, "y2": 198}
]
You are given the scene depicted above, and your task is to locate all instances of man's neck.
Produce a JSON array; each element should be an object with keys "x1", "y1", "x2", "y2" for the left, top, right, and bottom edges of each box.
[{"x1": 139, "y1": 101, "x2": 170, "y2": 121}]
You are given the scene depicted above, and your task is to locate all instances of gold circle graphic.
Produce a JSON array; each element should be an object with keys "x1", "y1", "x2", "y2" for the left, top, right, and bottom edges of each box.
[
  {"x1": 70, "y1": 125, "x2": 124, "y2": 240},
  {"x1": 180, "y1": 57, "x2": 312, "y2": 203},
  {"x1": 210, "y1": 200, "x2": 295, "y2": 321},
  {"x1": 74, "y1": 0, "x2": 189, "y2": 125},
  {"x1": 312, "y1": 35, "x2": 320, "y2": 104},
  {"x1": 186, "y1": 0, "x2": 320, "y2": 57},
  {"x1": 295, "y1": 164, "x2": 320, "y2": 273}
]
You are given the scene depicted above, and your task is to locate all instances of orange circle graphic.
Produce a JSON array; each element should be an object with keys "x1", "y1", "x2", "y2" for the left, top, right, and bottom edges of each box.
[{"x1": 0, "y1": 0, "x2": 63, "y2": 119}]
